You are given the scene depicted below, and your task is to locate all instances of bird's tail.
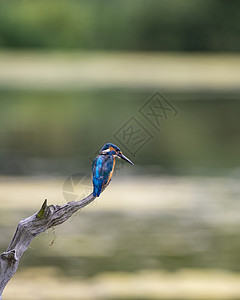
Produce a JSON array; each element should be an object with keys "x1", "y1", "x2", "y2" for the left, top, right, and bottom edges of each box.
[{"x1": 93, "y1": 179, "x2": 103, "y2": 197}]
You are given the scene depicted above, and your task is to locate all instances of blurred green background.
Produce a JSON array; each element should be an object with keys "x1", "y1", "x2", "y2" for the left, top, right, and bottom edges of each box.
[{"x1": 1, "y1": 1, "x2": 240, "y2": 299}]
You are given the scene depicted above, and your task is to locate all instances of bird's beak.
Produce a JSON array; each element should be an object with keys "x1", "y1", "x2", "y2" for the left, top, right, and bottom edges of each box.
[{"x1": 117, "y1": 152, "x2": 134, "y2": 165}]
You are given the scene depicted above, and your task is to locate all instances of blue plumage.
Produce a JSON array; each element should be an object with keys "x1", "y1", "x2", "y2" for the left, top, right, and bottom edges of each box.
[
  {"x1": 92, "y1": 155, "x2": 114, "y2": 197},
  {"x1": 92, "y1": 143, "x2": 134, "y2": 197}
]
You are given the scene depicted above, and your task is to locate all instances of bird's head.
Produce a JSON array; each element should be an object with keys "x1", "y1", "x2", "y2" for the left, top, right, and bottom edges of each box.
[{"x1": 100, "y1": 143, "x2": 134, "y2": 165}]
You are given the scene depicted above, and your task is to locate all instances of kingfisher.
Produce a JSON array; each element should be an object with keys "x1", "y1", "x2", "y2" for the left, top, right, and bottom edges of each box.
[{"x1": 92, "y1": 143, "x2": 134, "y2": 197}]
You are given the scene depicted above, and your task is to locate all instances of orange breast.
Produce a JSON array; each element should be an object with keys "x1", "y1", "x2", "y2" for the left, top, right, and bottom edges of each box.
[{"x1": 106, "y1": 157, "x2": 115, "y2": 185}]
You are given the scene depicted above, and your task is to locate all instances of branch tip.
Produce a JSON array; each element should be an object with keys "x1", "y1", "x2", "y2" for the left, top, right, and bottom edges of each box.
[{"x1": 37, "y1": 199, "x2": 48, "y2": 219}]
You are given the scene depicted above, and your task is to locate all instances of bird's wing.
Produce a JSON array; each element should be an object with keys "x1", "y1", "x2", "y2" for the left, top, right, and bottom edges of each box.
[
  {"x1": 92, "y1": 155, "x2": 113, "y2": 196},
  {"x1": 101, "y1": 156, "x2": 114, "y2": 185}
]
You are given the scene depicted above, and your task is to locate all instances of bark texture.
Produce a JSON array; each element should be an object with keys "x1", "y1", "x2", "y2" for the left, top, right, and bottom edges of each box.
[{"x1": 0, "y1": 192, "x2": 97, "y2": 298}]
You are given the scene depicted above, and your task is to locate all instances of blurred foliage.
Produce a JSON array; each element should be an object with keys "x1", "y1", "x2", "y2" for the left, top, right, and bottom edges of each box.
[{"x1": 0, "y1": 0, "x2": 240, "y2": 51}]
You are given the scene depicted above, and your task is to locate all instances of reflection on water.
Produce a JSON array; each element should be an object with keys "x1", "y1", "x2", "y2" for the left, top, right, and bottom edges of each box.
[{"x1": 1, "y1": 176, "x2": 240, "y2": 299}]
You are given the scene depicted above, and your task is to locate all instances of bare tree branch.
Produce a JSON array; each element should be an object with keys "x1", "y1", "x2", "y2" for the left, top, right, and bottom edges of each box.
[{"x1": 0, "y1": 192, "x2": 97, "y2": 298}]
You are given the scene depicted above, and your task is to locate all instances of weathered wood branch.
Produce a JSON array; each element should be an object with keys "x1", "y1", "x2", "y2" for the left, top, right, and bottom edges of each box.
[{"x1": 0, "y1": 192, "x2": 97, "y2": 298}]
